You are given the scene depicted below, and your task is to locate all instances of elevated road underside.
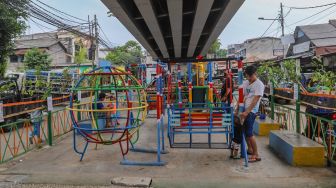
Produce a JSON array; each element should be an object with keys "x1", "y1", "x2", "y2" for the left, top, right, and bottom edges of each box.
[{"x1": 101, "y1": 0, "x2": 245, "y2": 61}]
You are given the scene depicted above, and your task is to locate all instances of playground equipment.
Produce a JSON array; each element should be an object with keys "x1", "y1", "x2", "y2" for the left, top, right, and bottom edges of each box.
[
  {"x1": 145, "y1": 63, "x2": 169, "y2": 116},
  {"x1": 166, "y1": 58, "x2": 248, "y2": 166},
  {"x1": 167, "y1": 61, "x2": 234, "y2": 149},
  {"x1": 68, "y1": 66, "x2": 166, "y2": 166}
]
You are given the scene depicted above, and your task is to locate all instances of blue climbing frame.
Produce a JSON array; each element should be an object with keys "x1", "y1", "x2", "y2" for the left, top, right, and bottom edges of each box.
[{"x1": 167, "y1": 61, "x2": 234, "y2": 149}]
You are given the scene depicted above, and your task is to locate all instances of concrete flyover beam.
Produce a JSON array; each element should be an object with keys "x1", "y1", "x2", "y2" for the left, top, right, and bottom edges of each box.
[
  {"x1": 187, "y1": 0, "x2": 214, "y2": 57},
  {"x1": 200, "y1": 0, "x2": 245, "y2": 56},
  {"x1": 100, "y1": 0, "x2": 157, "y2": 58},
  {"x1": 134, "y1": 0, "x2": 169, "y2": 58},
  {"x1": 167, "y1": 0, "x2": 182, "y2": 58}
]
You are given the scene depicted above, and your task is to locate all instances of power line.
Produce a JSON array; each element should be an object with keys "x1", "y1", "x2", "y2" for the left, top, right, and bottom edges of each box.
[
  {"x1": 10, "y1": 0, "x2": 115, "y2": 58},
  {"x1": 29, "y1": 18, "x2": 55, "y2": 31},
  {"x1": 283, "y1": 8, "x2": 292, "y2": 18},
  {"x1": 265, "y1": 4, "x2": 336, "y2": 36},
  {"x1": 308, "y1": 6, "x2": 336, "y2": 25},
  {"x1": 34, "y1": 0, "x2": 87, "y2": 22},
  {"x1": 261, "y1": 18, "x2": 277, "y2": 37},
  {"x1": 287, "y1": 4, "x2": 336, "y2": 27},
  {"x1": 98, "y1": 24, "x2": 113, "y2": 47},
  {"x1": 29, "y1": 0, "x2": 87, "y2": 25},
  {"x1": 285, "y1": 2, "x2": 336, "y2": 9}
]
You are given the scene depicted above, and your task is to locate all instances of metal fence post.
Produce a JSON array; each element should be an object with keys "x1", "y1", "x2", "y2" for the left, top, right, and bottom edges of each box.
[
  {"x1": 77, "y1": 102, "x2": 81, "y2": 122},
  {"x1": 295, "y1": 96, "x2": 300, "y2": 134},
  {"x1": 327, "y1": 124, "x2": 332, "y2": 166},
  {"x1": 47, "y1": 111, "x2": 52, "y2": 146},
  {"x1": 270, "y1": 81, "x2": 275, "y2": 120},
  {"x1": 295, "y1": 59, "x2": 301, "y2": 134}
]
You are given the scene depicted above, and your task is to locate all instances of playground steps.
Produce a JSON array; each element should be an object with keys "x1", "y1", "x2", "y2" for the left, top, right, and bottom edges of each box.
[
  {"x1": 269, "y1": 130, "x2": 325, "y2": 167},
  {"x1": 253, "y1": 117, "x2": 280, "y2": 136}
]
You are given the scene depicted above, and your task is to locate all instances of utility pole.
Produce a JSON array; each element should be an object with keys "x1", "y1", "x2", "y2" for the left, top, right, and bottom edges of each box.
[
  {"x1": 94, "y1": 15, "x2": 99, "y2": 67},
  {"x1": 280, "y1": 3, "x2": 285, "y2": 37},
  {"x1": 258, "y1": 3, "x2": 286, "y2": 57},
  {"x1": 258, "y1": 3, "x2": 285, "y2": 36},
  {"x1": 88, "y1": 15, "x2": 99, "y2": 68},
  {"x1": 88, "y1": 15, "x2": 95, "y2": 68}
]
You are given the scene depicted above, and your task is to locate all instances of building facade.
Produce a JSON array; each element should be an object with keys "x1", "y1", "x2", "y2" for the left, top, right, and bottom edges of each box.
[
  {"x1": 286, "y1": 20, "x2": 336, "y2": 72},
  {"x1": 227, "y1": 37, "x2": 283, "y2": 63},
  {"x1": 7, "y1": 31, "x2": 91, "y2": 72}
]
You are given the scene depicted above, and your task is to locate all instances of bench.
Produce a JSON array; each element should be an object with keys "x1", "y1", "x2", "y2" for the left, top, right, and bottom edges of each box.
[
  {"x1": 253, "y1": 116, "x2": 280, "y2": 136},
  {"x1": 269, "y1": 130, "x2": 325, "y2": 167}
]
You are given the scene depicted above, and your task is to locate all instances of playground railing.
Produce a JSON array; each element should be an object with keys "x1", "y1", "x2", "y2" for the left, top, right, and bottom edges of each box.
[
  {"x1": 167, "y1": 103, "x2": 234, "y2": 148},
  {"x1": 0, "y1": 106, "x2": 81, "y2": 163},
  {"x1": 264, "y1": 101, "x2": 336, "y2": 166}
]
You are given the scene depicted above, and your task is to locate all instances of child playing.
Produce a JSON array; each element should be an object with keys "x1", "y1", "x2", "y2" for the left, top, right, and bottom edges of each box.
[
  {"x1": 29, "y1": 108, "x2": 43, "y2": 144},
  {"x1": 106, "y1": 95, "x2": 118, "y2": 127},
  {"x1": 230, "y1": 115, "x2": 243, "y2": 159}
]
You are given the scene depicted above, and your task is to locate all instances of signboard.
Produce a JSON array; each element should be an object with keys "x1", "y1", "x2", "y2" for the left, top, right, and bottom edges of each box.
[
  {"x1": 294, "y1": 84, "x2": 299, "y2": 100},
  {"x1": 273, "y1": 49, "x2": 284, "y2": 56},
  {"x1": 295, "y1": 59, "x2": 300, "y2": 75},
  {"x1": 293, "y1": 41, "x2": 310, "y2": 54},
  {"x1": 0, "y1": 101, "x2": 4, "y2": 123},
  {"x1": 47, "y1": 96, "x2": 53, "y2": 111},
  {"x1": 281, "y1": 34, "x2": 295, "y2": 45}
]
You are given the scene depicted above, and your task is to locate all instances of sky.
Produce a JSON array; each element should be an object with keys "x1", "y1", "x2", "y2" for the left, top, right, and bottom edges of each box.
[{"x1": 27, "y1": 0, "x2": 336, "y2": 48}]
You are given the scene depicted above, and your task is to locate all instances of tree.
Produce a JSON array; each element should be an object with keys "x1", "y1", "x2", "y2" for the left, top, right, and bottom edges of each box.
[
  {"x1": 105, "y1": 40, "x2": 143, "y2": 65},
  {"x1": 23, "y1": 48, "x2": 52, "y2": 71},
  {"x1": 0, "y1": 63, "x2": 7, "y2": 78},
  {"x1": 217, "y1": 49, "x2": 227, "y2": 58},
  {"x1": 208, "y1": 38, "x2": 227, "y2": 58},
  {"x1": 208, "y1": 39, "x2": 221, "y2": 54},
  {"x1": 0, "y1": 0, "x2": 29, "y2": 78},
  {"x1": 75, "y1": 47, "x2": 90, "y2": 65}
]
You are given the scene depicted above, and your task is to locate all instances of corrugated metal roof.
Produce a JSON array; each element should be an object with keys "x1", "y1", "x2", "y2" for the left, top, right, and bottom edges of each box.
[
  {"x1": 298, "y1": 23, "x2": 336, "y2": 39},
  {"x1": 311, "y1": 38, "x2": 336, "y2": 47},
  {"x1": 298, "y1": 23, "x2": 336, "y2": 47}
]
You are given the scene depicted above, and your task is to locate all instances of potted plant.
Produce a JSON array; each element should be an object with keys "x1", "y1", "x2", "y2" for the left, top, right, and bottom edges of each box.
[{"x1": 310, "y1": 58, "x2": 336, "y2": 108}]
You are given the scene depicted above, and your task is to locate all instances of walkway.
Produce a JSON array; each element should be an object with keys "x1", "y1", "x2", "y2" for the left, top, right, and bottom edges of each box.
[{"x1": 0, "y1": 117, "x2": 335, "y2": 188}]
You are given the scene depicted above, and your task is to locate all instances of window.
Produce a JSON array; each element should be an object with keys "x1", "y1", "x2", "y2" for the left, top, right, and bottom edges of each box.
[
  {"x1": 297, "y1": 30, "x2": 304, "y2": 38},
  {"x1": 9, "y1": 55, "x2": 18, "y2": 63},
  {"x1": 18, "y1": 55, "x2": 24, "y2": 62},
  {"x1": 66, "y1": 56, "x2": 72, "y2": 63}
]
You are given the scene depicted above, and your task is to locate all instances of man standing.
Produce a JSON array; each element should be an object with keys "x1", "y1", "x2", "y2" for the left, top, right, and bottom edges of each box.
[{"x1": 240, "y1": 65, "x2": 264, "y2": 162}]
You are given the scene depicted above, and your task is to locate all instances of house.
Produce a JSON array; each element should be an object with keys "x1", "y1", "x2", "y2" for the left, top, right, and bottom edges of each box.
[
  {"x1": 286, "y1": 20, "x2": 336, "y2": 72},
  {"x1": 320, "y1": 52, "x2": 336, "y2": 72},
  {"x1": 227, "y1": 37, "x2": 283, "y2": 64},
  {"x1": 7, "y1": 31, "x2": 91, "y2": 72}
]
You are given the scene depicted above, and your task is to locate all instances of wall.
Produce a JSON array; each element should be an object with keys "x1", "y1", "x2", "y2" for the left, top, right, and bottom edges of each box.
[{"x1": 48, "y1": 44, "x2": 71, "y2": 66}]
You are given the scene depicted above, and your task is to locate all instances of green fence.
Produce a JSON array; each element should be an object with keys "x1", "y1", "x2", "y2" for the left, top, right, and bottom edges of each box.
[
  {"x1": 0, "y1": 107, "x2": 82, "y2": 163},
  {"x1": 264, "y1": 96, "x2": 336, "y2": 166}
]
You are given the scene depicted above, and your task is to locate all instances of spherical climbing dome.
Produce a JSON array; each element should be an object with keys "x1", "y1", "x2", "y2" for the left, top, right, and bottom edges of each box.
[{"x1": 68, "y1": 66, "x2": 148, "y2": 146}]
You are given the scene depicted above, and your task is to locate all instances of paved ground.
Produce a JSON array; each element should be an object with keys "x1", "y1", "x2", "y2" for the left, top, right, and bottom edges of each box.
[{"x1": 0, "y1": 116, "x2": 335, "y2": 188}]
